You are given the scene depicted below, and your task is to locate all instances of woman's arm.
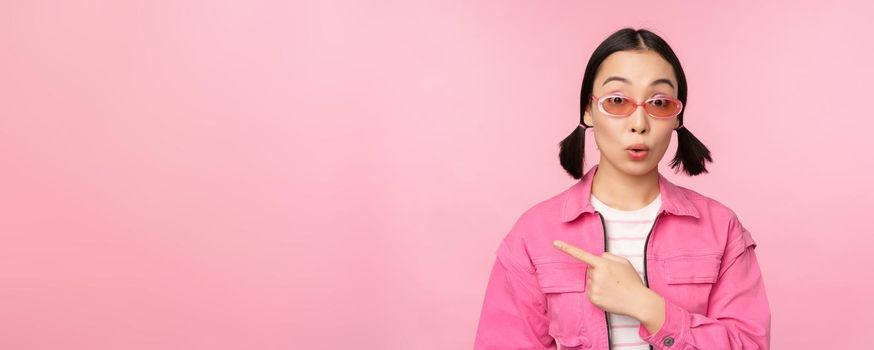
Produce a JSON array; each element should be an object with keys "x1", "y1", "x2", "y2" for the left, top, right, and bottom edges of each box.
[
  {"x1": 473, "y1": 225, "x2": 556, "y2": 350},
  {"x1": 636, "y1": 214, "x2": 772, "y2": 349},
  {"x1": 635, "y1": 288, "x2": 666, "y2": 335}
]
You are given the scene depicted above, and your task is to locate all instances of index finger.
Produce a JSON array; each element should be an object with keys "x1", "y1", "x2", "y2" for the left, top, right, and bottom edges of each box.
[{"x1": 552, "y1": 240, "x2": 603, "y2": 267}]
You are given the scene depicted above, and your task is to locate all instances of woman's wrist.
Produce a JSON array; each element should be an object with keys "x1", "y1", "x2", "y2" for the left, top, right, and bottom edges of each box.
[{"x1": 633, "y1": 288, "x2": 666, "y2": 334}]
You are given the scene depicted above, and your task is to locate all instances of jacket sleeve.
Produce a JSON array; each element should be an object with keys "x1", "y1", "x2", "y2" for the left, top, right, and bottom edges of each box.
[
  {"x1": 473, "y1": 221, "x2": 556, "y2": 350},
  {"x1": 638, "y1": 213, "x2": 772, "y2": 349}
]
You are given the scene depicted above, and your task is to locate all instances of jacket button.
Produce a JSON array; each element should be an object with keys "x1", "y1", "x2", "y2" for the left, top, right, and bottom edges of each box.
[{"x1": 662, "y1": 336, "x2": 675, "y2": 346}]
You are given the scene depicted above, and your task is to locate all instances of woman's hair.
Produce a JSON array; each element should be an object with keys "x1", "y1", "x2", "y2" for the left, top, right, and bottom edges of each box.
[{"x1": 559, "y1": 27, "x2": 712, "y2": 179}]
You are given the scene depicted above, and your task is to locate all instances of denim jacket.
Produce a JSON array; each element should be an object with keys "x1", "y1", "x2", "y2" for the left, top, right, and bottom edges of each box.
[{"x1": 474, "y1": 164, "x2": 771, "y2": 349}]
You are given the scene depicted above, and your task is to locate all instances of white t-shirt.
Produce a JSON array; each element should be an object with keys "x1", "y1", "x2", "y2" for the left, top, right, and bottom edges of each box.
[{"x1": 590, "y1": 192, "x2": 662, "y2": 350}]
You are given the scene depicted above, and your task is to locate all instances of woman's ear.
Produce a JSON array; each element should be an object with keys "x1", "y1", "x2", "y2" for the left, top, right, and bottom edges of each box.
[{"x1": 583, "y1": 107, "x2": 594, "y2": 128}]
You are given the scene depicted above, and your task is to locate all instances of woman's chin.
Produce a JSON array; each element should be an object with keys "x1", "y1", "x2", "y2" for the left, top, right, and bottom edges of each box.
[{"x1": 614, "y1": 157, "x2": 658, "y2": 175}]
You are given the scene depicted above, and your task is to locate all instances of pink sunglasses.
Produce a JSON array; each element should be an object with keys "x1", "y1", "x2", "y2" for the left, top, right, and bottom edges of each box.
[{"x1": 590, "y1": 94, "x2": 683, "y2": 119}]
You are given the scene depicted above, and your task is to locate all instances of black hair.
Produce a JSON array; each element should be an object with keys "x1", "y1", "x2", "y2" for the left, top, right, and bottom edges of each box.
[{"x1": 559, "y1": 27, "x2": 712, "y2": 179}]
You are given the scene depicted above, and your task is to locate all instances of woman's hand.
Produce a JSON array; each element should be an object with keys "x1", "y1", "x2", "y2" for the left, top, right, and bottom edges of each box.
[{"x1": 552, "y1": 239, "x2": 665, "y2": 329}]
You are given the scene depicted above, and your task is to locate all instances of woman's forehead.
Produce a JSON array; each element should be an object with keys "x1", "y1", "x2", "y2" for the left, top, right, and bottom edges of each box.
[{"x1": 595, "y1": 50, "x2": 676, "y2": 89}]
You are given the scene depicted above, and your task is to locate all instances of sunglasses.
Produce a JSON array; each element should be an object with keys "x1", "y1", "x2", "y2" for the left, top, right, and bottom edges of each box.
[{"x1": 590, "y1": 94, "x2": 683, "y2": 119}]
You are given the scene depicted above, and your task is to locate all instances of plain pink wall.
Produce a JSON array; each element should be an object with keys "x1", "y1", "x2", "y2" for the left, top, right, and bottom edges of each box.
[{"x1": 2, "y1": 0, "x2": 873, "y2": 348}]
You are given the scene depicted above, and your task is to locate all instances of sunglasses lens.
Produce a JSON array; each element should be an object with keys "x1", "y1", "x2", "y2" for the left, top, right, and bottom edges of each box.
[
  {"x1": 601, "y1": 96, "x2": 635, "y2": 116},
  {"x1": 646, "y1": 98, "x2": 682, "y2": 117}
]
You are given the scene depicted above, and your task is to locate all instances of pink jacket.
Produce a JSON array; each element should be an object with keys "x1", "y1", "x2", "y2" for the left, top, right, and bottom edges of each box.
[{"x1": 473, "y1": 164, "x2": 770, "y2": 349}]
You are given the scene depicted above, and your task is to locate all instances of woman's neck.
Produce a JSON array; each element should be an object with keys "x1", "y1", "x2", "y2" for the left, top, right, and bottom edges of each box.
[{"x1": 591, "y1": 160, "x2": 660, "y2": 211}]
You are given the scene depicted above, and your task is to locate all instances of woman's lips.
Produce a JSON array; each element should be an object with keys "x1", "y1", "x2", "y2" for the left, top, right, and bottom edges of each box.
[{"x1": 627, "y1": 149, "x2": 648, "y2": 160}]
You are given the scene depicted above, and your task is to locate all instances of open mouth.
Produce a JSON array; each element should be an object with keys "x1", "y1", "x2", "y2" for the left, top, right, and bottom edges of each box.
[
  {"x1": 626, "y1": 143, "x2": 649, "y2": 159},
  {"x1": 627, "y1": 149, "x2": 649, "y2": 158}
]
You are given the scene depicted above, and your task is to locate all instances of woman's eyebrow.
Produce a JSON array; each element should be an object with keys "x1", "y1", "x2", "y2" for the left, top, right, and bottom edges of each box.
[{"x1": 601, "y1": 76, "x2": 675, "y2": 89}]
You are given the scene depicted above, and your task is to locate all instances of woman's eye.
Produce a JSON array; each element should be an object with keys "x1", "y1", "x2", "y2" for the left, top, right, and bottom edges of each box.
[
  {"x1": 649, "y1": 98, "x2": 671, "y2": 107},
  {"x1": 607, "y1": 96, "x2": 626, "y2": 105}
]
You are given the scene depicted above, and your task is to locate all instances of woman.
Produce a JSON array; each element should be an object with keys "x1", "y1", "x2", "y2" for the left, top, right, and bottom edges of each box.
[{"x1": 473, "y1": 28, "x2": 771, "y2": 349}]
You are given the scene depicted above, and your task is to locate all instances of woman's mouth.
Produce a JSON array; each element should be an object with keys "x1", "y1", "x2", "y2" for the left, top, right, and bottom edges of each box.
[
  {"x1": 626, "y1": 143, "x2": 650, "y2": 160},
  {"x1": 627, "y1": 149, "x2": 648, "y2": 160}
]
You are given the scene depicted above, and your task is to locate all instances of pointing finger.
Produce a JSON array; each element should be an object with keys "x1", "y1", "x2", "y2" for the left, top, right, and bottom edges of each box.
[
  {"x1": 553, "y1": 240, "x2": 603, "y2": 268},
  {"x1": 601, "y1": 252, "x2": 626, "y2": 263}
]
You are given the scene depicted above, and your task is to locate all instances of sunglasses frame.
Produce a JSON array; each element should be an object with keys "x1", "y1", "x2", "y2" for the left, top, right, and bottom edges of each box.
[{"x1": 590, "y1": 94, "x2": 684, "y2": 119}]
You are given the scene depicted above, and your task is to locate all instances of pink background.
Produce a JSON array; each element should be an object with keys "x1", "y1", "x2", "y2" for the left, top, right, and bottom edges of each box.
[{"x1": 2, "y1": 0, "x2": 872, "y2": 349}]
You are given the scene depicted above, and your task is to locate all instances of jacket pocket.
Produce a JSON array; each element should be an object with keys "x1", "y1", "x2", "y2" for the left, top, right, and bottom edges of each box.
[
  {"x1": 659, "y1": 252, "x2": 722, "y2": 313},
  {"x1": 663, "y1": 256, "x2": 720, "y2": 284},
  {"x1": 533, "y1": 259, "x2": 592, "y2": 349}
]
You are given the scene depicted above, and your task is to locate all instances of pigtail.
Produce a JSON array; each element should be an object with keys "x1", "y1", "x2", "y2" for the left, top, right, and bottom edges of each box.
[
  {"x1": 558, "y1": 124, "x2": 588, "y2": 179},
  {"x1": 669, "y1": 125, "x2": 713, "y2": 176}
]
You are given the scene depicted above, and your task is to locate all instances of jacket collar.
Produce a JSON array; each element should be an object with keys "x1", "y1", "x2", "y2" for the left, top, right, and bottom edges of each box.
[{"x1": 559, "y1": 163, "x2": 700, "y2": 222}]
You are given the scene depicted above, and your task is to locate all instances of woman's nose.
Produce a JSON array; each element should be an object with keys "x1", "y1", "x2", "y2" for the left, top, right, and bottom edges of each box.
[{"x1": 629, "y1": 104, "x2": 649, "y2": 133}]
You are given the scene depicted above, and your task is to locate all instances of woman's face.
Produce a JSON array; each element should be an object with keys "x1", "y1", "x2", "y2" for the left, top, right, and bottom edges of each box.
[{"x1": 583, "y1": 49, "x2": 681, "y2": 176}]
